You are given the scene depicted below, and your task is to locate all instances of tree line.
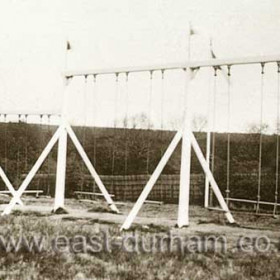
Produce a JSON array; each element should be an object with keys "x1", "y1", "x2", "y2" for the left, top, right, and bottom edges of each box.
[{"x1": 0, "y1": 121, "x2": 279, "y2": 201}]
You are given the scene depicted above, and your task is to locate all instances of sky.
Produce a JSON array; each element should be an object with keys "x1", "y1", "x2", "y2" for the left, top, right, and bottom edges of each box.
[{"x1": 0, "y1": 0, "x2": 280, "y2": 132}]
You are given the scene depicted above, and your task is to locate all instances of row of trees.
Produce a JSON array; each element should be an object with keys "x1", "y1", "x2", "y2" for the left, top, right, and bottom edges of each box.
[{"x1": 0, "y1": 118, "x2": 279, "y2": 200}]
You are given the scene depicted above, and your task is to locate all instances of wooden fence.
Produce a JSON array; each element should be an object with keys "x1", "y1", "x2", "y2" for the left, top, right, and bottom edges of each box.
[
  {"x1": 7, "y1": 172, "x2": 279, "y2": 207},
  {"x1": 81, "y1": 174, "x2": 205, "y2": 204}
]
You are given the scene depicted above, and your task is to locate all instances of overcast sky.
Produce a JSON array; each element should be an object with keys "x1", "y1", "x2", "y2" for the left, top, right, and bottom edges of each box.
[{"x1": 0, "y1": 0, "x2": 279, "y2": 132}]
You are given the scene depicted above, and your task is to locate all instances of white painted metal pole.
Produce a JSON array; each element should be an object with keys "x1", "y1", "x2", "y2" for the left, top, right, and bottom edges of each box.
[
  {"x1": 64, "y1": 54, "x2": 280, "y2": 78},
  {"x1": 121, "y1": 129, "x2": 183, "y2": 230},
  {"x1": 0, "y1": 167, "x2": 23, "y2": 205},
  {"x1": 65, "y1": 122, "x2": 120, "y2": 213},
  {"x1": 204, "y1": 131, "x2": 211, "y2": 208},
  {"x1": 177, "y1": 125, "x2": 191, "y2": 227},
  {"x1": 177, "y1": 70, "x2": 192, "y2": 228},
  {"x1": 53, "y1": 44, "x2": 70, "y2": 212},
  {"x1": 2, "y1": 126, "x2": 62, "y2": 215},
  {"x1": 204, "y1": 54, "x2": 212, "y2": 208},
  {"x1": 53, "y1": 124, "x2": 68, "y2": 211},
  {"x1": 190, "y1": 132, "x2": 235, "y2": 223}
]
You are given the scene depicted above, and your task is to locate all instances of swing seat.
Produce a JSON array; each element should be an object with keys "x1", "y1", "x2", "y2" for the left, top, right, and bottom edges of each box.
[
  {"x1": 227, "y1": 197, "x2": 280, "y2": 207},
  {"x1": 0, "y1": 190, "x2": 43, "y2": 198},
  {"x1": 74, "y1": 191, "x2": 115, "y2": 201},
  {"x1": 206, "y1": 206, "x2": 227, "y2": 212},
  {"x1": 144, "y1": 200, "x2": 163, "y2": 205}
]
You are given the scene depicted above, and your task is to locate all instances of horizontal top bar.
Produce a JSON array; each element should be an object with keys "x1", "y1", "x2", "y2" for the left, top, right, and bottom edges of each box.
[
  {"x1": 64, "y1": 54, "x2": 280, "y2": 78},
  {"x1": 0, "y1": 111, "x2": 61, "y2": 117}
]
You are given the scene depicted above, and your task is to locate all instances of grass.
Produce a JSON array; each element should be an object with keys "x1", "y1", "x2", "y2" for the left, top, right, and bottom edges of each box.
[
  {"x1": 87, "y1": 205, "x2": 117, "y2": 214},
  {"x1": 0, "y1": 200, "x2": 279, "y2": 279},
  {"x1": 127, "y1": 223, "x2": 170, "y2": 233}
]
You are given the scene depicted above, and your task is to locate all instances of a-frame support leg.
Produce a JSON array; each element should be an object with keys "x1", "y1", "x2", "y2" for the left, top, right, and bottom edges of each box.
[
  {"x1": 121, "y1": 130, "x2": 183, "y2": 230},
  {"x1": 0, "y1": 167, "x2": 23, "y2": 206},
  {"x1": 2, "y1": 121, "x2": 119, "y2": 215},
  {"x1": 65, "y1": 122, "x2": 119, "y2": 213},
  {"x1": 2, "y1": 125, "x2": 63, "y2": 215},
  {"x1": 121, "y1": 129, "x2": 235, "y2": 230},
  {"x1": 190, "y1": 132, "x2": 235, "y2": 223}
]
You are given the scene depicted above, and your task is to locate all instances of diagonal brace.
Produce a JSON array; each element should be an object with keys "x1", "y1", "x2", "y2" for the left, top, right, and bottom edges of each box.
[
  {"x1": 0, "y1": 167, "x2": 23, "y2": 205},
  {"x1": 65, "y1": 122, "x2": 119, "y2": 213},
  {"x1": 2, "y1": 126, "x2": 63, "y2": 215}
]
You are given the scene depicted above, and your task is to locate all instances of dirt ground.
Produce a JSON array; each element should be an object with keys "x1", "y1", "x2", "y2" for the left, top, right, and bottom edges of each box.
[
  {"x1": 1, "y1": 196, "x2": 279, "y2": 250},
  {"x1": 0, "y1": 196, "x2": 280, "y2": 279}
]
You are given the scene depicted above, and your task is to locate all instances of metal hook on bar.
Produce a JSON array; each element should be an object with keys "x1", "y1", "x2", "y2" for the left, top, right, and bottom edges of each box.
[
  {"x1": 261, "y1": 62, "x2": 265, "y2": 75},
  {"x1": 150, "y1": 70, "x2": 154, "y2": 79},
  {"x1": 161, "y1": 69, "x2": 165, "y2": 79},
  {"x1": 277, "y1": 62, "x2": 280, "y2": 73},
  {"x1": 115, "y1": 72, "x2": 119, "y2": 82},
  {"x1": 227, "y1": 65, "x2": 231, "y2": 76},
  {"x1": 214, "y1": 66, "x2": 218, "y2": 77}
]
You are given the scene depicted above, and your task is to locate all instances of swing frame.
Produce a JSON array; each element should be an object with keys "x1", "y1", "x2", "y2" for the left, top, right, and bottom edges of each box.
[
  {"x1": 63, "y1": 54, "x2": 280, "y2": 229},
  {"x1": 1, "y1": 116, "x2": 120, "y2": 215},
  {"x1": 1, "y1": 54, "x2": 280, "y2": 229},
  {"x1": 205, "y1": 61, "x2": 280, "y2": 217}
]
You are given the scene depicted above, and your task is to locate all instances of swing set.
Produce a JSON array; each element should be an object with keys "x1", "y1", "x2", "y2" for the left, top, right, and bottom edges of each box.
[
  {"x1": 0, "y1": 54, "x2": 280, "y2": 230},
  {"x1": 207, "y1": 61, "x2": 280, "y2": 217}
]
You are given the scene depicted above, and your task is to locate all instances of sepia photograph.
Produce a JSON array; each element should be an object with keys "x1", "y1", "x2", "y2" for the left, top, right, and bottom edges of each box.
[{"x1": 0, "y1": 0, "x2": 279, "y2": 279}]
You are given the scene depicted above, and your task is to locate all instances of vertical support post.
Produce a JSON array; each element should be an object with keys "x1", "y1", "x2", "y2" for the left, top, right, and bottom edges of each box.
[
  {"x1": 204, "y1": 54, "x2": 213, "y2": 208},
  {"x1": 52, "y1": 57, "x2": 70, "y2": 212},
  {"x1": 53, "y1": 123, "x2": 68, "y2": 211},
  {"x1": 177, "y1": 69, "x2": 192, "y2": 228},
  {"x1": 204, "y1": 131, "x2": 211, "y2": 207}
]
